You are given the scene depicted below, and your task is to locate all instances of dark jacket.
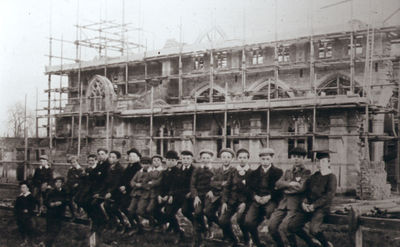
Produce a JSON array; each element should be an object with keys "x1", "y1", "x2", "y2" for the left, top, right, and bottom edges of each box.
[
  {"x1": 210, "y1": 166, "x2": 233, "y2": 197},
  {"x1": 32, "y1": 167, "x2": 53, "y2": 187},
  {"x1": 304, "y1": 171, "x2": 337, "y2": 209},
  {"x1": 90, "y1": 160, "x2": 110, "y2": 194},
  {"x1": 100, "y1": 162, "x2": 124, "y2": 195},
  {"x1": 190, "y1": 166, "x2": 214, "y2": 198},
  {"x1": 247, "y1": 164, "x2": 283, "y2": 203},
  {"x1": 159, "y1": 167, "x2": 180, "y2": 197},
  {"x1": 66, "y1": 166, "x2": 84, "y2": 192},
  {"x1": 75, "y1": 165, "x2": 99, "y2": 204},
  {"x1": 275, "y1": 164, "x2": 311, "y2": 210},
  {"x1": 178, "y1": 165, "x2": 194, "y2": 197},
  {"x1": 159, "y1": 165, "x2": 194, "y2": 198},
  {"x1": 120, "y1": 162, "x2": 142, "y2": 192},
  {"x1": 14, "y1": 193, "x2": 37, "y2": 219},
  {"x1": 222, "y1": 168, "x2": 252, "y2": 205},
  {"x1": 45, "y1": 187, "x2": 68, "y2": 219}
]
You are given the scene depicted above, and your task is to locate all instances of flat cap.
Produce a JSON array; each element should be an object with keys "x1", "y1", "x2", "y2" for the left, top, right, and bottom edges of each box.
[
  {"x1": 165, "y1": 150, "x2": 179, "y2": 160},
  {"x1": 218, "y1": 148, "x2": 235, "y2": 158},
  {"x1": 289, "y1": 147, "x2": 307, "y2": 157},
  {"x1": 236, "y1": 148, "x2": 250, "y2": 157},
  {"x1": 39, "y1": 155, "x2": 49, "y2": 161},
  {"x1": 97, "y1": 148, "x2": 108, "y2": 153},
  {"x1": 259, "y1": 148, "x2": 275, "y2": 156},
  {"x1": 151, "y1": 154, "x2": 163, "y2": 161},
  {"x1": 127, "y1": 148, "x2": 142, "y2": 158},
  {"x1": 181, "y1": 150, "x2": 194, "y2": 157},
  {"x1": 109, "y1": 150, "x2": 121, "y2": 159},
  {"x1": 314, "y1": 150, "x2": 333, "y2": 160},
  {"x1": 199, "y1": 149, "x2": 214, "y2": 157}
]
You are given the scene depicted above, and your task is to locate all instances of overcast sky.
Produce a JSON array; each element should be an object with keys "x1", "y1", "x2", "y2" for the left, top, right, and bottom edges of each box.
[{"x1": 0, "y1": 0, "x2": 399, "y2": 136}]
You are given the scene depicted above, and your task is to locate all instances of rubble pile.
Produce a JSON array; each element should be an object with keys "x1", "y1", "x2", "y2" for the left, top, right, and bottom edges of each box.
[{"x1": 357, "y1": 160, "x2": 392, "y2": 200}]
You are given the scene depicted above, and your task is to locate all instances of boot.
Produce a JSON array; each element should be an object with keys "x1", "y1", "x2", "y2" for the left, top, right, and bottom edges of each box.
[
  {"x1": 296, "y1": 228, "x2": 320, "y2": 247},
  {"x1": 287, "y1": 234, "x2": 298, "y2": 247},
  {"x1": 315, "y1": 232, "x2": 331, "y2": 247}
]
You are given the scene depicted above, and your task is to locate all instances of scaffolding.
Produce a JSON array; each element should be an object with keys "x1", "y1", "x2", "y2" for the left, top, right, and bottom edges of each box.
[
  {"x1": 40, "y1": 0, "x2": 400, "y2": 174},
  {"x1": 37, "y1": 6, "x2": 146, "y2": 158}
]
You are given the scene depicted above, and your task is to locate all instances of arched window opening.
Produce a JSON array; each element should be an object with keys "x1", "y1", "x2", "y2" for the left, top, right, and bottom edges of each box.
[
  {"x1": 196, "y1": 88, "x2": 225, "y2": 103},
  {"x1": 317, "y1": 74, "x2": 363, "y2": 96}
]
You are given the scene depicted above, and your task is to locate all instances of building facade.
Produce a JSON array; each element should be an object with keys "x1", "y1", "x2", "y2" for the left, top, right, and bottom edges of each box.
[{"x1": 45, "y1": 25, "x2": 400, "y2": 193}]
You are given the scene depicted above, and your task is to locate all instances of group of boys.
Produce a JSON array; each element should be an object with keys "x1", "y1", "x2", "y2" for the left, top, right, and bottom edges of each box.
[{"x1": 14, "y1": 146, "x2": 337, "y2": 247}]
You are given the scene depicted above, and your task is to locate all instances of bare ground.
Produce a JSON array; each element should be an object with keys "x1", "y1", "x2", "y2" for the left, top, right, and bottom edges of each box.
[{"x1": 1, "y1": 209, "x2": 400, "y2": 247}]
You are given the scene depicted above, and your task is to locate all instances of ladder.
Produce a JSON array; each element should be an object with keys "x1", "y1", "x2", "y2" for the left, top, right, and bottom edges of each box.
[
  {"x1": 362, "y1": 23, "x2": 375, "y2": 161},
  {"x1": 363, "y1": 24, "x2": 375, "y2": 101}
]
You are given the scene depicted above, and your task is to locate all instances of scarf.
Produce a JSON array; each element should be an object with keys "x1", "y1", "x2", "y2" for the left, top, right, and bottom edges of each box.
[
  {"x1": 236, "y1": 164, "x2": 250, "y2": 176},
  {"x1": 20, "y1": 191, "x2": 31, "y2": 197},
  {"x1": 320, "y1": 168, "x2": 332, "y2": 176}
]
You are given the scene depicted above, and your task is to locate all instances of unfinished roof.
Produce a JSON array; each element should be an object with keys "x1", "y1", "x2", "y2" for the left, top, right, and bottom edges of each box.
[{"x1": 45, "y1": 24, "x2": 400, "y2": 74}]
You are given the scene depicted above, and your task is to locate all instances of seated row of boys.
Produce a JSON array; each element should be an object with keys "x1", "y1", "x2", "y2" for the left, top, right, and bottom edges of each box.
[{"x1": 15, "y1": 146, "x2": 336, "y2": 247}]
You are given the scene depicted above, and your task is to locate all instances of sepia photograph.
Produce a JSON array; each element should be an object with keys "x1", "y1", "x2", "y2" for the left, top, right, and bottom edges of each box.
[{"x1": 0, "y1": 0, "x2": 400, "y2": 246}]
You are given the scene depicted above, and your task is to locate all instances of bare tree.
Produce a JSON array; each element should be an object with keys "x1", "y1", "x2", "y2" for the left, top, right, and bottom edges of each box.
[{"x1": 6, "y1": 101, "x2": 35, "y2": 137}]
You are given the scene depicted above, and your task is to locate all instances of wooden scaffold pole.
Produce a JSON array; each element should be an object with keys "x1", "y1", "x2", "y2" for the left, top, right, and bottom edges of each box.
[
  {"x1": 210, "y1": 50, "x2": 214, "y2": 103},
  {"x1": 24, "y1": 94, "x2": 28, "y2": 180},
  {"x1": 267, "y1": 78, "x2": 271, "y2": 148},
  {"x1": 48, "y1": 36, "x2": 53, "y2": 153},
  {"x1": 193, "y1": 95, "x2": 197, "y2": 153},
  {"x1": 150, "y1": 86, "x2": 154, "y2": 156},
  {"x1": 224, "y1": 82, "x2": 228, "y2": 148},
  {"x1": 77, "y1": 17, "x2": 83, "y2": 157},
  {"x1": 397, "y1": 64, "x2": 400, "y2": 191}
]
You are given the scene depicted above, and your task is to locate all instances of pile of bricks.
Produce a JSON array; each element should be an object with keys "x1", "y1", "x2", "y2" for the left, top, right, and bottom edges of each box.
[{"x1": 357, "y1": 160, "x2": 392, "y2": 200}]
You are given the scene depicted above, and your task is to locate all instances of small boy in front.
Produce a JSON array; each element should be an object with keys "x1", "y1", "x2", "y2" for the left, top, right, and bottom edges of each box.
[{"x1": 15, "y1": 181, "x2": 38, "y2": 246}]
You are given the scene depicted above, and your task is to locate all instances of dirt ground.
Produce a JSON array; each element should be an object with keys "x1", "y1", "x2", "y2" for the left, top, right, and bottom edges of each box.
[{"x1": 1, "y1": 209, "x2": 400, "y2": 247}]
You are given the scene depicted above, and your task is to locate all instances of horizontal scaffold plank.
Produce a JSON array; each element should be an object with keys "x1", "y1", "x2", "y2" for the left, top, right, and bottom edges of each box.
[{"x1": 120, "y1": 96, "x2": 367, "y2": 117}]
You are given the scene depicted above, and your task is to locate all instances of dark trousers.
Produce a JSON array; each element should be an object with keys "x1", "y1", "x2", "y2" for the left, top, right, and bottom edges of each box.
[
  {"x1": 118, "y1": 192, "x2": 136, "y2": 227},
  {"x1": 104, "y1": 199, "x2": 125, "y2": 228},
  {"x1": 244, "y1": 200, "x2": 277, "y2": 246},
  {"x1": 219, "y1": 202, "x2": 249, "y2": 244},
  {"x1": 287, "y1": 208, "x2": 330, "y2": 247},
  {"x1": 192, "y1": 195, "x2": 207, "y2": 245},
  {"x1": 164, "y1": 196, "x2": 185, "y2": 234},
  {"x1": 16, "y1": 215, "x2": 34, "y2": 240},
  {"x1": 268, "y1": 209, "x2": 296, "y2": 247},
  {"x1": 89, "y1": 198, "x2": 108, "y2": 231},
  {"x1": 145, "y1": 197, "x2": 160, "y2": 226},
  {"x1": 182, "y1": 196, "x2": 194, "y2": 222},
  {"x1": 148, "y1": 198, "x2": 164, "y2": 225},
  {"x1": 204, "y1": 196, "x2": 221, "y2": 227},
  {"x1": 45, "y1": 217, "x2": 62, "y2": 247}
]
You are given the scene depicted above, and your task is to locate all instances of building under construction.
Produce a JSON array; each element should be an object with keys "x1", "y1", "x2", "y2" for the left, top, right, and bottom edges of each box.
[{"x1": 41, "y1": 19, "x2": 400, "y2": 195}]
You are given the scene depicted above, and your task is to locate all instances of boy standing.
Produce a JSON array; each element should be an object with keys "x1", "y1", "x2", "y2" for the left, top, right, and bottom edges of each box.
[
  {"x1": 66, "y1": 155, "x2": 84, "y2": 218},
  {"x1": 43, "y1": 177, "x2": 68, "y2": 247},
  {"x1": 14, "y1": 181, "x2": 38, "y2": 246}
]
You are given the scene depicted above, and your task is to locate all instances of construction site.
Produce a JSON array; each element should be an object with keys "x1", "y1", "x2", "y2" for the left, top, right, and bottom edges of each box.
[
  {"x1": 0, "y1": 0, "x2": 396, "y2": 200},
  {"x1": 24, "y1": 16, "x2": 397, "y2": 198},
  {"x1": 0, "y1": 1, "x2": 400, "y2": 246}
]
